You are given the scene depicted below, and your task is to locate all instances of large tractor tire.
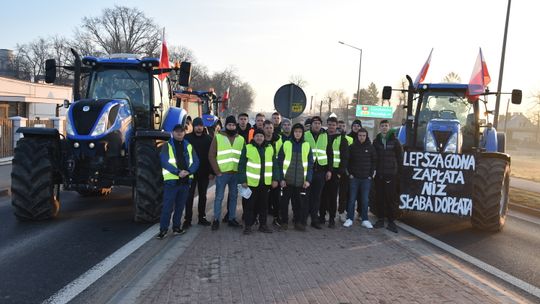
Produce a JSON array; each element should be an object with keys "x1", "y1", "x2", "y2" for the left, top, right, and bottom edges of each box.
[
  {"x1": 133, "y1": 140, "x2": 163, "y2": 223},
  {"x1": 11, "y1": 138, "x2": 60, "y2": 221},
  {"x1": 471, "y1": 156, "x2": 510, "y2": 231}
]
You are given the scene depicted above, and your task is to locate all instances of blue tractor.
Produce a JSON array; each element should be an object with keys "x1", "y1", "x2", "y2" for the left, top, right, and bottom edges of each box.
[
  {"x1": 382, "y1": 75, "x2": 522, "y2": 231},
  {"x1": 11, "y1": 49, "x2": 193, "y2": 222}
]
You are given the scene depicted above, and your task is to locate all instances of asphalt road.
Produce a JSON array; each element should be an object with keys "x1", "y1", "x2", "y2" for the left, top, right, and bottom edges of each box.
[
  {"x1": 400, "y1": 207, "x2": 540, "y2": 289},
  {"x1": 0, "y1": 187, "x2": 152, "y2": 304}
]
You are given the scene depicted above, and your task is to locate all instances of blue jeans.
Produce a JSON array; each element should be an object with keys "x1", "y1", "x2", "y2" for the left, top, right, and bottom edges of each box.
[
  {"x1": 347, "y1": 177, "x2": 372, "y2": 221},
  {"x1": 160, "y1": 182, "x2": 190, "y2": 231},
  {"x1": 213, "y1": 173, "x2": 238, "y2": 221}
]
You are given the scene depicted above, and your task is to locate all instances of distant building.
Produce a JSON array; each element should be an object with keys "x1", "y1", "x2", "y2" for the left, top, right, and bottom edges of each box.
[
  {"x1": 0, "y1": 49, "x2": 15, "y2": 78},
  {"x1": 498, "y1": 113, "x2": 537, "y2": 143}
]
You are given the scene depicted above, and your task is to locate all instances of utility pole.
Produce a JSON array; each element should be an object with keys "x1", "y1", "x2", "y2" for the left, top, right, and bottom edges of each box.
[
  {"x1": 319, "y1": 99, "x2": 323, "y2": 117},
  {"x1": 494, "y1": 0, "x2": 512, "y2": 129}
]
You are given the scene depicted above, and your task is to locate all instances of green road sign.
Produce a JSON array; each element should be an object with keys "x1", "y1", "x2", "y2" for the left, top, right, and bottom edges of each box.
[{"x1": 355, "y1": 104, "x2": 393, "y2": 119}]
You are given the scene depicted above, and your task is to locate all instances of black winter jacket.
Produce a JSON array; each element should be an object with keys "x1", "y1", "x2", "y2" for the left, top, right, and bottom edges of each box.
[
  {"x1": 372, "y1": 131, "x2": 403, "y2": 177},
  {"x1": 344, "y1": 139, "x2": 377, "y2": 179}
]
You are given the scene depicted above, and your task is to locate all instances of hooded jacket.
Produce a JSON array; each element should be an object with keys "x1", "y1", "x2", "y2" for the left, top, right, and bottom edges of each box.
[{"x1": 277, "y1": 132, "x2": 314, "y2": 187}]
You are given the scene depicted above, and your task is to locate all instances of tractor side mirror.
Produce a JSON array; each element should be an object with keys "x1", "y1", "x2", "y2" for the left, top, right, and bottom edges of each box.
[
  {"x1": 63, "y1": 99, "x2": 70, "y2": 108},
  {"x1": 511, "y1": 89, "x2": 522, "y2": 105},
  {"x1": 382, "y1": 86, "x2": 392, "y2": 100},
  {"x1": 45, "y1": 59, "x2": 57, "y2": 83},
  {"x1": 178, "y1": 62, "x2": 192, "y2": 87}
]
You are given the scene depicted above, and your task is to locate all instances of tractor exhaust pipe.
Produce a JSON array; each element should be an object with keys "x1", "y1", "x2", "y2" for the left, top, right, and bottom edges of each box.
[{"x1": 70, "y1": 48, "x2": 81, "y2": 101}]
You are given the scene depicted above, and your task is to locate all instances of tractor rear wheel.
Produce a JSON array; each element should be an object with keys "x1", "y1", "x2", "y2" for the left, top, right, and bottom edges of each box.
[
  {"x1": 471, "y1": 157, "x2": 510, "y2": 231},
  {"x1": 133, "y1": 140, "x2": 163, "y2": 223},
  {"x1": 11, "y1": 138, "x2": 60, "y2": 221}
]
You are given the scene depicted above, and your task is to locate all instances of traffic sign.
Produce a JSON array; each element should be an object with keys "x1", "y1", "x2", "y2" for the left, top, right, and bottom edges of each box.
[
  {"x1": 274, "y1": 84, "x2": 307, "y2": 119},
  {"x1": 356, "y1": 105, "x2": 393, "y2": 119}
]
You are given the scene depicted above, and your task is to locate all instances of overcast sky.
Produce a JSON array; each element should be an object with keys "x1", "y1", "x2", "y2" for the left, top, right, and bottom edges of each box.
[{"x1": 2, "y1": 0, "x2": 538, "y2": 115}]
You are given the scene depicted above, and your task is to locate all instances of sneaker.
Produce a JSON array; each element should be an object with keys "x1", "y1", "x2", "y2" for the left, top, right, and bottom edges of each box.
[
  {"x1": 361, "y1": 220, "x2": 374, "y2": 229},
  {"x1": 181, "y1": 221, "x2": 191, "y2": 230},
  {"x1": 243, "y1": 226, "x2": 252, "y2": 235},
  {"x1": 228, "y1": 219, "x2": 242, "y2": 228},
  {"x1": 173, "y1": 227, "x2": 186, "y2": 235},
  {"x1": 280, "y1": 223, "x2": 288, "y2": 231},
  {"x1": 272, "y1": 218, "x2": 281, "y2": 228},
  {"x1": 311, "y1": 222, "x2": 322, "y2": 230},
  {"x1": 211, "y1": 220, "x2": 220, "y2": 231},
  {"x1": 387, "y1": 221, "x2": 398, "y2": 233},
  {"x1": 328, "y1": 218, "x2": 335, "y2": 228},
  {"x1": 338, "y1": 212, "x2": 347, "y2": 223},
  {"x1": 373, "y1": 219, "x2": 385, "y2": 229},
  {"x1": 156, "y1": 230, "x2": 167, "y2": 240},
  {"x1": 198, "y1": 218, "x2": 211, "y2": 226},
  {"x1": 294, "y1": 223, "x2": 306, "y2": 231},
  {"x1": 343, "y1": 219, "x2": 353, "y2": 227},
  {"x1": 258, "y1": 225, "x2": 273, "y2": 233}
]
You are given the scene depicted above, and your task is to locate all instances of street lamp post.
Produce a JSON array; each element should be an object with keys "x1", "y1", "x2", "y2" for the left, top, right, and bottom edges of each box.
[{"x1": 339, "y1": 41, "x2": 362, "y2": 124}]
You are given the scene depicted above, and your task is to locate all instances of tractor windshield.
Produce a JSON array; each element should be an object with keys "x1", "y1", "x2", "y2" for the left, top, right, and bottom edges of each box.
[
  {"x1": 419, "y1": 91, "x2": 472, "y2": 126},
  {"x1": 88, "y1": 68, "x2": 151, "y2": 112}
]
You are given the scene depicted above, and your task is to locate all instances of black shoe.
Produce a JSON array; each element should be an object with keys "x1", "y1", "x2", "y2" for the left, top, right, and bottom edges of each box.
[
  {"x1": 295, "y1": 223, "x2": 306, "y2": 231},
  {"x1": 328, "y1": 218, "x2": 335, "y2": 228},
  {"x1": 212, "y1": 220, "x2": 220, "y2": 231},
  {"x1": 311, "y1": 222, "x2": 322, "y2": 230},
  {"x1": 173, "y1": 227, "x2": 186, "y2": 235},
  {"x1": 156, "y1": 230, "x2": 167, "y2": 239},
  {"x1": 258, "y1": 225, "x2": 273, "y2": 233},
  {"x1": 280, "y1": 223, "x2": 288, "y2": 231},
  {"x1": 272, "y1": 218, "x2": 281, "y2": 228},
  {"x1": 243, "y1": 226, "x2": 252, "y2": 235},
  {"x1": 228, "y1": 219, "x2": 242, "y2": 228},
  {"x1": 374, "y1": 219, "x2": 385, "y2": 229},
  {"x1": 222, "y1": 213, "x2": 229, "y2": 223},
  {"x1": 181, "y1": 221, "x2": 191, "y2": 230},
  {"x1": 319, "y1": 216, "x2": 326, "y2": 224},
  {"x1": 198, "y1": 218, "x2": 211, "y2": 226},
  {"x1": 387, "y1": 221, "x2": 398, "y2": 233}
]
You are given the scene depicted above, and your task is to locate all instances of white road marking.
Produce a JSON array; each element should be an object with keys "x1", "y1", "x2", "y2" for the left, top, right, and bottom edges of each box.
[
  {"x1": 43, "y1": 185, "x2": 216, "y2": 304},
  {"x1": 508, "y1": 209, "x2": 540, "y2": 226},
  {"x1": 396, "y1": 221, "x2": 540, "y2": 299}
]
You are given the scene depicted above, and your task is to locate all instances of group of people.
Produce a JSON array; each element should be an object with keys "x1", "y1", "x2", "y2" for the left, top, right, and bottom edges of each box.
[{"x1": 156, "y1": 111, "x2": 403, "y2": 239}]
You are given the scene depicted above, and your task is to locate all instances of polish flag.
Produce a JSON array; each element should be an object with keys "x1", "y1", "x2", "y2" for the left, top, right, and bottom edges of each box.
[
  {"x1": 221, "y1": 87, "x2": 230, "y2": 112},
  {"x1": 158, "y1": 28, "x2": 169, "y2": 81},
  {"x1": 413, "y1": 48, "x2": 433, "y2": 88},
  {"x1": 467, "y1": 48, "x2": 491, "y2": 98}
]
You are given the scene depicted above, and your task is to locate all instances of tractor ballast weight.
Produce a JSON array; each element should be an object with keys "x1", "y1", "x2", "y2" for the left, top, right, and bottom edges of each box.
[
  {"x1": 11, "y1": 49, "x2": 192, "y2": 222},
  {"x1": 382, "y1": 74, "x2": 521, "y2": 232}
]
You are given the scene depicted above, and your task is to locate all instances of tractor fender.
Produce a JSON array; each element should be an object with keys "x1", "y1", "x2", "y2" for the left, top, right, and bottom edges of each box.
[
  {"x1": 482, "y1": 127, "x2": 498, "y2": 152},
  {"x1": 17, "y1": 127, "x2": 60, "y2": 139},
  {"x1": 496, "y1": 132, "x2": 506, "y2": 153},
  {"x1": 162, "y1": 106, "x2": 189, "y2": 132},
  {"x1": 477, "y1": 152, "x2": 510, "y2": 164}
]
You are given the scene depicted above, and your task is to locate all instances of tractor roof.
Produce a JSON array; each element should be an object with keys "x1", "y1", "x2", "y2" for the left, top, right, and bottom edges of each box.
[
  {"x1": 418, "y1": 83, "x2": 469, "y2": 91},
  {"x1": 82, "y1": 56, "x2": 160, "y2": 69}
]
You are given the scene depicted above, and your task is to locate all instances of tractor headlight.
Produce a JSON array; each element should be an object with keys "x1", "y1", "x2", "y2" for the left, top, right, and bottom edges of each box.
[
  {"x1": 444, "y1": 133, "x2": 458, "y2": 153},
  {"x1": 90, "y1": 112, "x2": 109, "y2": 136},
  {"x1": 425, "y1": 131, "x2": 437, "y2": 152},
  {"x1": 66, "y1": 118, "x2": 75, "y2": 136}
]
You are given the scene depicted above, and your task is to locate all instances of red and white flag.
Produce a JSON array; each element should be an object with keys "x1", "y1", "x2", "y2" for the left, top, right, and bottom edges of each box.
[
  {"x1": 221, "y1": 87, "x2": 230, "y2": 112},
  {"x1": 413, "y1": 48, "x2": 433, "y2": 88},
  {"x1": 158, "y1": 28, "x2": 170, "y2": 81},
  {"x1": 467, "y1": 48, "x2": 491, "y2": 98}
]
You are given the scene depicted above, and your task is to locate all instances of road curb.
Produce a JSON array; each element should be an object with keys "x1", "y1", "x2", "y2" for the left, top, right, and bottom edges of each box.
[{"x1": 509, "y1": 203, "x2": 540, "y2": 218}]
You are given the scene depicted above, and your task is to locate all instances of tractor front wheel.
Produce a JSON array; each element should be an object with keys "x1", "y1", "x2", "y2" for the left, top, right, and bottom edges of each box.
[
  {"x1": 471, "y1": 157, "x2": 510, "y2": 232},
  {"x1": 132, "y1": 140, "x2": 163, "y2": 223}
]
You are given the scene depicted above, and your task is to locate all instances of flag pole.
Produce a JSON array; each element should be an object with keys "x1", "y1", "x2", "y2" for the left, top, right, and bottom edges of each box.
[{"x1": 494, "y1": 0, "x2": 512, "y2": 129}]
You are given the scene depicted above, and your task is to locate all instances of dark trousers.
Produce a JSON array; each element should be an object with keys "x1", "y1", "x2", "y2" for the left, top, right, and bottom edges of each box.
[
  {"x1": 338, "y1": 174, "x2": 349, "y2": 214},
  {"x1": 244, "y1": 185, "x2": 269, "y2": 227},
  {"x1": 185, "y1": 173, "x2": 210, "y2": 222},
  {"x1": 280, "y1": 185, "x2": 308, "y2": 225},
  {"x1": 160, "y1": 183, "x2": 190, "y2": 231},
  {"x1": 319, "y1": 174, "x2": 339, "y2": 220},
  {"x1": 308, "y1": 170, "x2": 326, "y2": 224},
  {"x1": 375, "y1": 175, "x2": 397, "y2": 222},
  {"x1": 268, "y1": 187, "x2": 281, "y2": 219}
]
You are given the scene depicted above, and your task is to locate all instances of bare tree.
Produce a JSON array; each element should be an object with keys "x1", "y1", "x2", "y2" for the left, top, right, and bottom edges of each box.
[
  {"x1": 76, "y1": 6, "x2": 161, "y2": 56},
  {"x1": 289, "y1": 74, "x2": 308, "y2": 88},
  {"x1": 443, "y1": 72, "x2": 462, "y2": 83},
  {"x1": 14, "y1": 38, "x2": 51, "y2": 82}
]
